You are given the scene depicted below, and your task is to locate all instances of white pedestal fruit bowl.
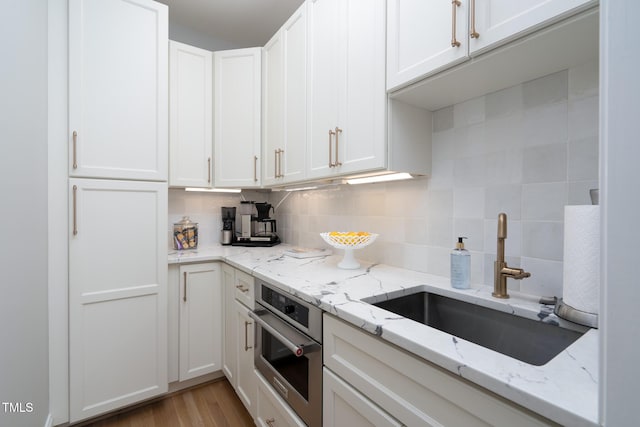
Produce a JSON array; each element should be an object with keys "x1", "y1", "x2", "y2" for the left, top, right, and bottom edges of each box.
[{"x1": 320, "y1": 232, "x2": 378, "y2": 269}]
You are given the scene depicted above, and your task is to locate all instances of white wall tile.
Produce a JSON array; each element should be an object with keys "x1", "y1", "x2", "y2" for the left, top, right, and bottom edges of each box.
[
  {"x1": 484, "y1": 149, "x2": 523, "y2": 186},
  {"x1": 521, "y1": 221, "x2": 564, "y2": 261},
  {"x1": 426, "y1": 216, "x2": 453, "y2": 247},
  {"x1": 485, "y1": 85, "x2": 523, "y2": 119},
  {"x1": 454, "y1": 187, "x2": 485, "y2": 218},
  {"x1": 522, "y1": 70, "x2": 568, "y2": 109},
  {"x1": 569, "y1": 95, "x2": 599, "y2": 141},
  {"x1": 433, "y1": 105, "x2": 454, "y2": 132},
  {"x1": 568, "y1": 136, "x2": 599, "y2": 181},
  {"x1": 484, "y1": 184, "x2": 522, "y2": 220},
  {"x1": 484, "y1": 112, "x2": 523, "y2": 153},
  {"x1": 569, "y1": 60, "x2": 599, "y2": 101},
  {"x1": 454, "y1": 96, "x2": 485, "y2": 127},
  {"x1": 454, "y1": 156, "x2": 486, "y2": 187},
  {"x1": 522, "y1": 143, "x2": 567, "y2": 184},
  {"x1": 522, "y1": 182, "x2": 568, "y2": 221},
  {"x1": 520, "y1": 257, "x2": 564, "y2": 298},
  {"x1": 523, "y1": 101, "x2": 568, "y2": 147}
]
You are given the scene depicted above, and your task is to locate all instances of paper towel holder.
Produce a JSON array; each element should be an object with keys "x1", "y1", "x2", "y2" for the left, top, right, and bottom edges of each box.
[{"x1": 554, "y1": 297, "x2": 598, "y2": 328}]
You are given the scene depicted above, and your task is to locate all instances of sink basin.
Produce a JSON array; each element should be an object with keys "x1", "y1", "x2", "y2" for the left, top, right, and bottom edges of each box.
[{"x1": 371, "y1": 292, "x2": 585, "y2": 366}]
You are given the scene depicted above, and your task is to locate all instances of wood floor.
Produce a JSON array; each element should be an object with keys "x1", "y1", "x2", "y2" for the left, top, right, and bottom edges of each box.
[{"x1": 80, "y1": 379, "x2": 254, "y2": 427}]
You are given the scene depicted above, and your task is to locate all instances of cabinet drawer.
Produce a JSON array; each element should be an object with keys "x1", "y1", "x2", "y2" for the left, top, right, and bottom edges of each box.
[
  {"x1": 256, "y1": 370, "x2": 305, "y2": 427},
  {"x1": 234, "y1": 268, "x2": 254, "y2": 309},
  {"x1": 323, "y1": 314, "x2": 557, "y2": 427}
]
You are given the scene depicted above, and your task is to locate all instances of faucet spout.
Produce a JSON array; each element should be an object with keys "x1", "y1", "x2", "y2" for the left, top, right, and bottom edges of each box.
[{"x1": 493, "y1": 213, "x2": 531, "y2": 299}]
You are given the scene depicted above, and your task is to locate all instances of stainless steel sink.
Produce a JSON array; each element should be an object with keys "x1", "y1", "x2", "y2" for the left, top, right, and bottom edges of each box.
[{"x1": 370, "y1": 292, "x2": 585, "y2": 366}]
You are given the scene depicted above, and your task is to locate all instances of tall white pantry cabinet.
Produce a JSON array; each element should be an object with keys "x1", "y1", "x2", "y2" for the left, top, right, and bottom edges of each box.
[{"x1": 67, "y1": 0, "x2": 169, "y2": 422}]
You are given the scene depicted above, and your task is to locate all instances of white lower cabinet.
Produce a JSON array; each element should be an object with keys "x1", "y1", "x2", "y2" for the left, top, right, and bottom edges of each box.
[
  {"x1": 222, "y1": 264, "x2": 257, "y2": 418},
  {"x1": 178, "y1": 262, "x2": 222, "y2": 381},
  {"x1": 256, "y1": 371, "x2": 306, "y2": 427},
  {"x1": 323, "y1": 314, "x2": 557, "y2": 427},
  {"x1": 68, "y1": 179, "x2": 168, "y2": 422},
  {"x1": 323, "y1": 368, "x2": 401, "y2": 427}
]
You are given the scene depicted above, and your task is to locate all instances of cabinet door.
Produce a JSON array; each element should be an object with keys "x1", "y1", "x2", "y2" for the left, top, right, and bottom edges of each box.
[
  {"x1": 214, "y1": 48, "x2": 262, "y2": 188},
  {"x1": 323, "y1": 368, "x2": 402, "y2": 427},
  {"x1": 69, "y1": 179, "x2": 168, "y2": 422},
  {"x1": 307, "y1": 0, "x2": 386, "y2": 180},
  {"x1": 307, "y1": 0, "x2": 341, "y2": 178},
  {"x1": 469, "y1": 0, "x2": 596, "y2": 55},
  {"x1": 169, "y1": 41, "x2": 213, "y2": 188},
  {"x1": 221, "y1": 264, "x2": 238, "y2": 387},
  {"x1": 179, "y1": 263, "x2": 222, "y2": 381},
  {"x1": 256, "y1": 371, "x2": 306, "y2": 427},
  {"x1": 235, "y1": 301, "x2": 257, "y2": 418},
  {"x1": 262, "y1": 28, "x2": 285, "y2": 184},
  {"x1": 69, "y1": 0, "x2": 168, "y2": 181},
  {"x1": 387, "y1": 0, "x2": 469, "y2": 91},
  {"x1": 338, "y1": 0, "x2": 386, "y2": 175},
  {"x1": 263, "y1": 3, "x2": 308, "y2": 186}
]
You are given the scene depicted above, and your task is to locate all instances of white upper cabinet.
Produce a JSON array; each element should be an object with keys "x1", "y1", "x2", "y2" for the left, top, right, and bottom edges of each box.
[
  {"x1": 214, "y1": 48, "x2": 262, "y2": 188},
  {"x1": 387, "y1": 0, "x2": 469, "y2": 92},
  {"x1": 169, "y1": 41, "x2": 213, "y2": 188},
  {"x1": 69, "y1": 0, "x2": 168, "y2": 181},
  {"x1": 387, "y1": 0, "x2": 597, "y2": 93},
  {"x1": 469, "y1": 0, "x2": 597, "y2": 55},
  {"x1": 307, "y1": 0, "x2": 386, "y2": 180},
  {"x1": 262, "y1": 3, "x2": 308, "y2": 186}
]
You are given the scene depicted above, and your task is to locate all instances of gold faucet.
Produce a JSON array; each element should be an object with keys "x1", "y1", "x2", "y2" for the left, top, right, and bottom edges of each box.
[{"x1": 493, "y1": 213, "x2": 531, "y2": 299}]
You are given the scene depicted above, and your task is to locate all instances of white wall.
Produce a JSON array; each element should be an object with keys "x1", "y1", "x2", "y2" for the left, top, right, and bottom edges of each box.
[
  {"x1": 0, "y1": 1, "x2": 50, "y2": 426},
  {"x1": 600, "y1": 0, "x2": 640, "y2": 424}
]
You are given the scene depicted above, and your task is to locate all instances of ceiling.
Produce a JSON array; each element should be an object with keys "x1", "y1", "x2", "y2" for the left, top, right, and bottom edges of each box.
[{"x1": 156, "y1": 0, "x2": 305, "y2": 48}]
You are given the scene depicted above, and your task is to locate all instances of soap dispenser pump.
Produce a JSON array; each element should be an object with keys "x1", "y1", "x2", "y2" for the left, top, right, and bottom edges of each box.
[{"x1": 451, "y1": 237, "x2": 470, "y2": 289}]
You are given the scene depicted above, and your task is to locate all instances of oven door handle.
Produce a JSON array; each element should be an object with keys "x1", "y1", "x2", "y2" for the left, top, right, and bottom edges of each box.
[{"x1": 249, "y1": 310, "x2": 319, "y2": 357}]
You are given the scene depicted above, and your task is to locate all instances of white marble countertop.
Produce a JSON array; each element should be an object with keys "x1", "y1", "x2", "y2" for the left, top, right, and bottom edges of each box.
[{"x1": 169, "y1": 245, "x2": 599, "y2": 427}]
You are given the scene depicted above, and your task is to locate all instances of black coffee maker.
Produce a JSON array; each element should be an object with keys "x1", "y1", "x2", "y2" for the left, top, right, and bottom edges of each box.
[
  {"x1": 221, "y1": 207, "x2": 236, "y2": 245},
  {"x1": 255, "y1": 202, "x2": 277, "y2": 236}
]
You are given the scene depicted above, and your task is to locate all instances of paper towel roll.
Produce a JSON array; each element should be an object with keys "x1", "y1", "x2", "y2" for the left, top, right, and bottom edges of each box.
[{"x1": 563, "y1": 206, "x2": 600, "y2": 314}]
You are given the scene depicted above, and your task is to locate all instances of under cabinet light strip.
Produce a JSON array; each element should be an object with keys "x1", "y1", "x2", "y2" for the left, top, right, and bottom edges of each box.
[
  {"x1": 185, "y1": 187, "x2": 242, "y2": 193},
  {"x1": 345, "y1": 172, "x2": 413, "y2": 185}
]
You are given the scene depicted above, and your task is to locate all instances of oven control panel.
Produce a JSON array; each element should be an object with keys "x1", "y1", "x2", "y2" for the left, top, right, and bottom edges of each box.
[{"x1": 261, "y1": 285, "x2": 309, "y2": 328}]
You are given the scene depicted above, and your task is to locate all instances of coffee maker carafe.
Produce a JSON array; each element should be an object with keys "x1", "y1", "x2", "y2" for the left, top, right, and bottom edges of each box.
[
  {"x1": 221, "y1": 207, "x2": 236, "y2": 245},
  {"x1": 254, "y1": 202, "x2": 277, "y2": 235}
]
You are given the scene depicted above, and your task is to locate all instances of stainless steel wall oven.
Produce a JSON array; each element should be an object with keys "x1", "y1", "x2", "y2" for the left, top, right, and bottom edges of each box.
[{"x1": 250, "y1": 278, "x2": 322, "y2": 427}]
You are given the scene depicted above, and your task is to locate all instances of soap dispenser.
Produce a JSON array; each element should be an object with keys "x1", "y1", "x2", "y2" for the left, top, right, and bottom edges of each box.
[{"x1": 451, "y1": 237, "x2": 470, "y2": 289}]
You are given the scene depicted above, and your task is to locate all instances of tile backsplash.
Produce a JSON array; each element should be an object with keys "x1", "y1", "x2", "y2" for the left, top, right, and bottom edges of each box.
[{"x1": 169, "y1": 61, "x2": 599, "y2": 299}]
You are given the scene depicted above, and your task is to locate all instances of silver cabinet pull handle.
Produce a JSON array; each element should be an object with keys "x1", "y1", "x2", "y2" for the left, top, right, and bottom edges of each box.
[
  {"x1": 72, "y1": 185, "x2": 78, "y2": 235},
  {"x1": 72, "y1": 131, "x2": 78, "y2": 169},
  {"x1": 235, "y1": 284, "x2": 249, "y2": 293},
  {"x1": 470, "y1": 0, "x2": 480, "y2": 39},
  {"x1": 451, "y1": 0, "x2": 461, "y2": 47},
  {"x1": 266, "y1": 418, "x2": 276, "y2": 427},
  {"x1": 334, "y1": 127, "x2": 342, "y2": 166},
  {"x1": 207, "y1": 157, "x2": 211, "y2": 183},
  {"x1": 328, "y1": 129, "x2": 336, "y2": 167},
  {"x1": 183, "y1": 272, "x2": 187, "y2": 302},
  {"x1": 244, "y1": 320, "x2": 252, "y2": 351}
]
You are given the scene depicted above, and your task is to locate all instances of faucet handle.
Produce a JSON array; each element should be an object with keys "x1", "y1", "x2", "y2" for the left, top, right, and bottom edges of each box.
[{"x1": 497, "y1": 212, "x2": 507, "y2": 239}]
